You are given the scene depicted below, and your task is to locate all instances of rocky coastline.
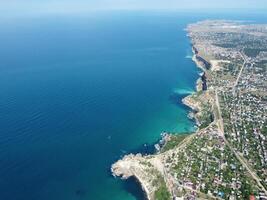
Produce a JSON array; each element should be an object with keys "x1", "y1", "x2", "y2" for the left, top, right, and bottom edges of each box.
[
  {"x1": 181, "y1": 45, "x2": 210, "y2": 124},
  {"x1": 111, "y1": 154, "x2": 153, "y2": 200},
  {"x1": 112, "y1": 20, "x2": 267, "y2": 200},
  {"x1": 111, "y1": 30, "x2": 209, "y2": 200}
]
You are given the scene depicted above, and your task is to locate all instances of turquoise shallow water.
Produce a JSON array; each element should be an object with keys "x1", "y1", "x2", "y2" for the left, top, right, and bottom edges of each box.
[{"x1": 0, "y1": 11, "x2": 266, "y2": 200}]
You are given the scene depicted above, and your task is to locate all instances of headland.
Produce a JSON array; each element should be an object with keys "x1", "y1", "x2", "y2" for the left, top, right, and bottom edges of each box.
[{"x1": 112, "y1": 20, "x2": 267, "y2": 199}]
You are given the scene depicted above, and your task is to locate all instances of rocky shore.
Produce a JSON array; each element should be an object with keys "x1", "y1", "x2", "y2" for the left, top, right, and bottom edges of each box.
[
  {"x1": 111, "y1": 154, "x2": 154, "y2": 200},
  {"x1": 111, "y1": 153, "x2": 167, "y2": 200},
  {"x1": 112, "y1": 20, "x2": 267, "y2": 200},
  {"x1": 111, "y1": 28, "x2": 211, "y2": 200},
  {"x1": 182, "y1": 95, "x2": 201, "y2": 127},
  {"x1": 181, "y1": 44, "x2": 210, "y2": 125},
  {"x1": 191, "y1": 46, "x2": 210, "y2": 92}
]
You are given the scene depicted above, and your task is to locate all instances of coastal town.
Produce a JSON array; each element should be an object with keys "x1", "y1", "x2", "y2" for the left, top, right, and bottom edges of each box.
[{"x1": 112, "y1": 20, "x2": 267, "y2": 200}]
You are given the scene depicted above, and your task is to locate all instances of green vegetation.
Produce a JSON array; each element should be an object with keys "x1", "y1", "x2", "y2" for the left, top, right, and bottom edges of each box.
[
  {"x1": 154, "y1": 180, "x2": 171, "y2": 200},
  {"x1": 151, "y1": 169, "x2": 171, "y2": 200},
  {"x1": 161, "y1": 134, "x2": 188, "y2": 152},
  {"x1": 244, "y1": 48, "x2": 267, "y2": 57},
  {"x1": 215, "y1": 43, "x2": 237, "y2": 48},
  {"x1": 199, "y1": 103, "x2": 214, "y2": 129},
  {"x1": 169, "y1": 128, "x2": 261, "y2": 199}
]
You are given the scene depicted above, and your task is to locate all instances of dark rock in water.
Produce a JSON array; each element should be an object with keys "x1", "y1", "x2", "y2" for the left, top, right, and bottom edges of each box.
[
  {"x1": 130, "y1": 142, "x2": 156, "y2": 155},
  {"x1": 75, "y1": 189, "x2": 86, "y2": 197}
]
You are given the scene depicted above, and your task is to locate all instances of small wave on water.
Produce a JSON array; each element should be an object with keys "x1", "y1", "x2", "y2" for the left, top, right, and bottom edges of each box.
[
  {"x1": 173, "y1": 88, "x2": 194, "y2": 95},
  {"x1": 185, "y1": 49, "x2": 193, "y2": 59},
  {"x1": 169, "y1": 88, "x2": 194, "y2": 107}
]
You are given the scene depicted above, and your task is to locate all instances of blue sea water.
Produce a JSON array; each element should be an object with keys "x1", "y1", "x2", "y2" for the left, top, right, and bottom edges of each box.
[{"x1": 0, "y1": 11, "x2": 266, "y2": 200}]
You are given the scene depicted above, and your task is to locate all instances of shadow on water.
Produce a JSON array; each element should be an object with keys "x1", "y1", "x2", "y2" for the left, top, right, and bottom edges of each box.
[
  {"x1": 108, "y1": 94, "x2": 196, "y2": 200},
  {"x1": 108, "y1": 142, "x2": 156, "y2": 200},
  {"x1": 75, "y1": 188, "x2": 87, "y2": 199},
  {"x1": 169, "y1": 92, "x2": 189, "y2": 110},
  {"x1": 122, "y1": 176, "x2": 148, "y2": 200},
  {"x1": 169, "y1": 92, "x2": 197, "y2": 132}
]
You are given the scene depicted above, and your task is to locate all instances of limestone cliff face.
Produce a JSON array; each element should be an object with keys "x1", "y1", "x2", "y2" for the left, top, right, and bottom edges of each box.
[
  {"x1": 182, "y1": 95, "x2": 201, "y2": 127},
  {"x1": 111, "y1": 154, "x2": 156, "y2": 200},
  {"x1": 195, "y1": 55, "x2": 211, "y2": 70},
  {"x1": 192, "y1": 45, "x2": 211, "y2": 71},
  {"x1": 111, "y1": 153, "x2": 168, "y2": 200},
  {"x1": 111, "y1": 24, "x2": 217, "y2": 200}
]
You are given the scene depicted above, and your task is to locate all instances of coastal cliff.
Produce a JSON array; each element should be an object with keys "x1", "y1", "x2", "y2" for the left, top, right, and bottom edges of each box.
[
  {"x1": 192, "y1": 46, "x2": 209, "y2": 91},
  {"x1": 112, "y1": 20, "x2": 267, "y2": 200},
  {"x1": 112, "y1": 153, "x2": 171, "y2": 200},
  {"x1": 192, "y1": 45, "x2": 211, "y2": 71},
  {"x1": 111, "y1": 154, "x2": 155, "y2": 200},
  {"x1": 112, "y1": 22, "x2": 225, "y2": 200},
  {"x1": 111, "y1": 27, "x2": 213, "y2": 200},
  {"x1": 111, "y1": 42, "x2": 211, "y2": 200}
]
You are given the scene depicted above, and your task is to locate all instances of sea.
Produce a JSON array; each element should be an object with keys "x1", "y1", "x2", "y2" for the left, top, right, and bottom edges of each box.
[{"x1": 0, "y1": 10, "x2": 266, "y2": 200}]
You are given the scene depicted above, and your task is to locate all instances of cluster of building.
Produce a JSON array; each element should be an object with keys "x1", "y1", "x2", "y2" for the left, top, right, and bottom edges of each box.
[
  {"x1": 162, "y1": 124, "x2": 259, "y2": 200},
  {"x1": 220, "y1": 57, "x2": 267, "y2": 188},
  {"x1": 185, "y1": 20, "x2": 267, "y2": 199},
  {"x1": 113, "y1": 20, "x2": 267, "y2": 200}
]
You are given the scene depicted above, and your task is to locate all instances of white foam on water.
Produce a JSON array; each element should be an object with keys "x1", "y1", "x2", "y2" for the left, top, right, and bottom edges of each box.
[{"x1": 173, "y1": 88, "x2": 194, "y2": 95}]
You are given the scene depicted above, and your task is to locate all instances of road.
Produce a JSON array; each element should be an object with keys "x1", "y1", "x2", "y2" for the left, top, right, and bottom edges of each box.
[
  {"x1": 215, "y1": 89, "x2": 224, "y2": 137},
  {"x1": 224, "y1": 139, "x2": 267, "y2": 193},
  {"x1": 215, "y1": 86, "x2": 267, "y2": 194},
  {"x1": 233, "y1": 52, "x2": 247, "y2": 95}
]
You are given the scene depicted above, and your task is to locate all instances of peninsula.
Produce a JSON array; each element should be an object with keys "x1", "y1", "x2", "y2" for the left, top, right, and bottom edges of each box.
[{"x1": 112, "y1": 20, "x2": 267, "y2": 200}]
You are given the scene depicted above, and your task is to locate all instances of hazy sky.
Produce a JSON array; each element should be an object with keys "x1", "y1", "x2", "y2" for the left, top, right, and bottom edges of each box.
[{"x1": 1, "y1": 0, "x2": 267, "y2": 15}]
